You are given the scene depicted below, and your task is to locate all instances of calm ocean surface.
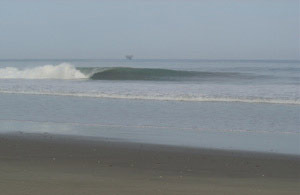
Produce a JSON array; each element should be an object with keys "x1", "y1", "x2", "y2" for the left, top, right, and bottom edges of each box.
[{"x1": 0, "y1": 59, "x2": 299, "y2": 154}]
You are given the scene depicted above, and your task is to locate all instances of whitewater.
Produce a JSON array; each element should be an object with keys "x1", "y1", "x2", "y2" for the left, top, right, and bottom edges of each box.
[{"x1": 0, "y1": 63, "x2": 87, "y2": 79}]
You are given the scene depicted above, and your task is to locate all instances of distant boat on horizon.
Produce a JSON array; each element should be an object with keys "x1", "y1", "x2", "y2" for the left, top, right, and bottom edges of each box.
[{"x1": 125, "y1": 55, "x2": 133, "y2": 60}]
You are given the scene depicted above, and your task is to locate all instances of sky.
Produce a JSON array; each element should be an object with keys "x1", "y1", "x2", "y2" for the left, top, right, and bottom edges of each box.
[{"x1": 0, "y1": 0, "x2": 299, "y2": 60}]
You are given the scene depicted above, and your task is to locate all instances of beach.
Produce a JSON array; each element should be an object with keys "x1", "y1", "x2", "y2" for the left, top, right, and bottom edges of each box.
[
  {"x1": 1, "y1": 1, "x2": 299, "y2": 194},
  {"x1": 0, "y1": 132, "x2": 299, "y2": 195}
]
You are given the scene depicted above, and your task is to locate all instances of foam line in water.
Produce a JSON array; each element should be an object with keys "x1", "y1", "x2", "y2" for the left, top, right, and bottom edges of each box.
[
  {"x1": 0, "y1": 63, "x2": 87, "y2": 79},
  {"x1": 0, "y1": 90, "x2": 299, "y2": 105}
]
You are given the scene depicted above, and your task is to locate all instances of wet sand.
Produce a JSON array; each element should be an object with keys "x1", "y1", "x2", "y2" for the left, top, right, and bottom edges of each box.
[{"x1": 0, "y1": 132, "x2": 299, "y2": 195}]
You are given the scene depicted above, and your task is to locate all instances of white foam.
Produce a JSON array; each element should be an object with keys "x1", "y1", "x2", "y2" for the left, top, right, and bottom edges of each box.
[{"x1": 0, "y1": 63, "x2": 87, "y2": 79}]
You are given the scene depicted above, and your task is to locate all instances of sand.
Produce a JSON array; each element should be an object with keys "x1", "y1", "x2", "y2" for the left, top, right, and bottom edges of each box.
[{"x1": 0, "y1": 132, "x2": 299, "y2": 195}]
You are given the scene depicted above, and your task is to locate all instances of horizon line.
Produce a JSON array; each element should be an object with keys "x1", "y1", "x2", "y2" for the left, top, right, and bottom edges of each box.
[{"x1": 0, "y1": 58, "x2": 299, "y2": 62}]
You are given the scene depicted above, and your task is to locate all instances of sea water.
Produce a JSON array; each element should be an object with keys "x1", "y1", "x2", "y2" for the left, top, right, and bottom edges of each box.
[{"x1": 0, "y1": 59, "x2": 299, "y2": 154}]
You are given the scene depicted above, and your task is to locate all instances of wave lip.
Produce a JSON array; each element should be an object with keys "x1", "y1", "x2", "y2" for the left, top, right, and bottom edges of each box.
[{"x1": 0, "y1": 63, "x2": 87, "y2": 80}]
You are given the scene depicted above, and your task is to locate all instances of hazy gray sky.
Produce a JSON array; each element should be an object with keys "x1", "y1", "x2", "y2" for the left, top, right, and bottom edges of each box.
[{"x1": 0, "y1": 0, "x2": 299, "y2": 60}]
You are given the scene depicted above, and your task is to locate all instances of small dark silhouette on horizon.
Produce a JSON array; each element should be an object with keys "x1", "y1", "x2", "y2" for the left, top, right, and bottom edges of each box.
[{"x1": 125, "y1": 55, "x2": 133, "y2": 60}]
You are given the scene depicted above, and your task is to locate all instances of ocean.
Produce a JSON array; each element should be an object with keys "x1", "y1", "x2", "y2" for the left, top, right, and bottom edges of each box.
[{"x1": 0, "y1": 59, "x2": 299, "y2": 154}]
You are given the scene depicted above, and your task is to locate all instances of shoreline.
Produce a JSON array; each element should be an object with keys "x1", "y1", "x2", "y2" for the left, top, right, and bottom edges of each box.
[
  {"x1": 0, "y1": 132, "x2": 299, "y2": 194},
  {"x1": 2, "y1": 131, "x2": 300, "y2": 159}
]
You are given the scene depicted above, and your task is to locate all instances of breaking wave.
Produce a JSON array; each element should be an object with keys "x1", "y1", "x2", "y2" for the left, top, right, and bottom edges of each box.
[{"x1": 0, "y1": 63, "x2": 245, "y2": 81}]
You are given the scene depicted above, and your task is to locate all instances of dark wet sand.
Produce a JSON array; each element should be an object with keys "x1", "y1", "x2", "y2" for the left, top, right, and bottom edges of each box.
[{"x1": 0, "y1": 132, "x2": 299, "y2": 195}]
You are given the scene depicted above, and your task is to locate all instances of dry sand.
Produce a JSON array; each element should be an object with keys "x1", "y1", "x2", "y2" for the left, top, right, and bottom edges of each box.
[{"x1": 0, "y1": 132, "x2": 299, "y2": 195}]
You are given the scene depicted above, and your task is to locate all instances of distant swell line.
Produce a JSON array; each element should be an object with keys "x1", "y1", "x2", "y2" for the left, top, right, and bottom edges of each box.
[
  {"x1": 0, "y1": 90, "x2": 299, "y2": 105},
  {"x1": 0, "y1": 118, "x2": 298, "y2": 135}
]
